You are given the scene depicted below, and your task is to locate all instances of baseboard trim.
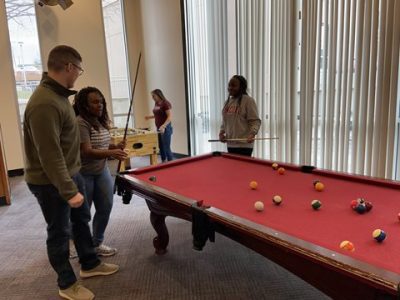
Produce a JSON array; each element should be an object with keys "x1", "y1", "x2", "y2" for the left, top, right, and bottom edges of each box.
[
  {"x1": 173, "y1": 153, "x2": 190, "y2": 159},
  {"x1": 8, "y1": 168, "x2": 24, "y2": 177}
]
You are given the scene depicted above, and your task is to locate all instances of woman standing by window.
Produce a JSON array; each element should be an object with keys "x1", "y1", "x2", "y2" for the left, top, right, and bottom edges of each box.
[
  {"x1": 145, "y1": 89, "x2": 174, "y2": 162},
  {"x1": 219, "y1": 75, "x2": 261, "y2": 156}
]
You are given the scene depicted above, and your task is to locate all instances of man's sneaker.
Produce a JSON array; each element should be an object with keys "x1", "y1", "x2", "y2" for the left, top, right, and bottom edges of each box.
[
  {"x1": 59, "y1": 282, "x2": 94, "y2": 300},
  {"x1": 80, "y1": 262, "x2": 119, "y2": 278},
  {"x1": 95, "y1": 244, "x2": 117, "y2": 257}
]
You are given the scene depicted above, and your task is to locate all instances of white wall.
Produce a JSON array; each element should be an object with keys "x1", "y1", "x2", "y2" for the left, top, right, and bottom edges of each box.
[
  {"x1": 123, "y1": 0, "x2": 149, "y2": 131},
  {"x1": 125, "y1": 0, "x2": 189, "y2": 155},
  {"x1": 0, "y1": 0, "x2": 189, "y2": 171},
  {"x1": 35, "y1": 0, "x2": 112, "y2": 113},
  {"x1": 0, "y1": 1, "x2": 24, "y2": 170}
]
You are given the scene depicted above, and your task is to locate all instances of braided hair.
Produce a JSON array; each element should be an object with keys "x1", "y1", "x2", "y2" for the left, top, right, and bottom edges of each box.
[
  {"x1": 223, "y1": 75, "x2": 248, "y2": 112},
  {"x1": 73, "y1": 86, "x2": 111, "y2": 131}
]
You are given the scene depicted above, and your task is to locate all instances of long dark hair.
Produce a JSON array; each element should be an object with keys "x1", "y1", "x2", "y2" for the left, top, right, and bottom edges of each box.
[
  {"x1": 73, "y1": 86, "x2": 111, "y2": 130},
  {"x1": 223, "y1": 75, "x2": 248, "y2": 112}
]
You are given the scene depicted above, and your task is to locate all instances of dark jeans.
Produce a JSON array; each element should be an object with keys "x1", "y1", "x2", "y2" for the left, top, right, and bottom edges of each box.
[
  {"x1": 227, "y1": 147, "x2": 253, "y2": 157},
  {"x1": 158, "y1": 123, "x2": 174, "y2": 162},
  {"x1": 28, "y1": 173, "x2": 100, "y2": 289}
]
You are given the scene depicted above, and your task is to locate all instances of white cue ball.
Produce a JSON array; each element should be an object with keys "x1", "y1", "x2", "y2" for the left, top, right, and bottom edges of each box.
[{"x1": 254, "y1": 201, "x2": 264, "y2": 212}]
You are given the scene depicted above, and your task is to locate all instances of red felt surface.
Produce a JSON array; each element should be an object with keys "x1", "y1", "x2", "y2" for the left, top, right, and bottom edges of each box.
[{"x1": 130, "y1": 154, "x2": 400, "y2": 274}]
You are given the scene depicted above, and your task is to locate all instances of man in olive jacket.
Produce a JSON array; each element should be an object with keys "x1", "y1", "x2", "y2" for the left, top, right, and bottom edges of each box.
[{"x1": 24, "y1": 45, "x2": 118, "y2": 300}]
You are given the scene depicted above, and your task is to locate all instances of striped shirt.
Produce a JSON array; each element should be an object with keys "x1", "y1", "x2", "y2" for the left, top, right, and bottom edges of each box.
[{"x1": 77, "y1": 116, "x2": 111, "y2": 174}]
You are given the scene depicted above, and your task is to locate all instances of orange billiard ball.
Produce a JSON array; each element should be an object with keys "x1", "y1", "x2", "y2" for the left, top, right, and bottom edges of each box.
[
  {"x1": 249, "y1": 181, "x2": 258, "y2": 190},
  {"x1": 277, "y1": 167, "x2": 285, "y2": 175},
  {"x1": 272, "y1": 163, "x2": 279, "y2": 170},
  {"x1": 314, "y1": 182, "x2": 325, "y2": 192},
  {"x1": 340, "y1": 240, "x2": 355, "y2": 252}
]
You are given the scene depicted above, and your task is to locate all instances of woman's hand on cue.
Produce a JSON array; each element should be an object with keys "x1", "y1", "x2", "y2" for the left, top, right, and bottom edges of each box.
[
  {"x1": 247, "y1": 134, "x2": 256, "y2": 143},
  {"x1": 111, "y1": 149, "x2": 128, "y2": 161},
  {"x1": 219, "y1": 131, "x2": 226, "y2": 143},
  {"x1": 117, "y1": 140, "x2": 126, "y2": 149}
]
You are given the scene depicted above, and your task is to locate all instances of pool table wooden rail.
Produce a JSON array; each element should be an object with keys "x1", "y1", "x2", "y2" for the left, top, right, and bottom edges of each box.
[{"x1": 116, "y1": 167, "x2": 400, "y2": 300}]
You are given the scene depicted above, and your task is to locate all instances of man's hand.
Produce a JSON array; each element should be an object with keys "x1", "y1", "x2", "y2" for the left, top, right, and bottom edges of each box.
[{"x1": 68, "y1": 192, "x2": 84, "y2": 208}]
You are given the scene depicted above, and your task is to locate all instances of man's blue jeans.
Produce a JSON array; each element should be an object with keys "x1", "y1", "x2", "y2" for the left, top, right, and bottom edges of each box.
[
  {"x1": 158, "y1": 123, "x2": 174, "y2": 162},
  {"x1": 28, "y1": 173, "x2": 100, "y2": 289},
  {"x1": 81, "y1": 165, "x2": 114, "y2": 247}
]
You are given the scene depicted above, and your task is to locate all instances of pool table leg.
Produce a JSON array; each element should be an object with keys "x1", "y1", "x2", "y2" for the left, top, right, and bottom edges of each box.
[{"x1": 150, "y1": 211, "x2": 169, "y2": 255}]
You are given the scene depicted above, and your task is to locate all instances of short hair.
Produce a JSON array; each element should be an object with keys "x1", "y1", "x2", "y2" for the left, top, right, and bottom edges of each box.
[
  {"x1": 47, "y1": 45, "x2": 82, "y2": 72},
  {"x1": 151, "y1": 89, "x2": 167, "y2": 101}
]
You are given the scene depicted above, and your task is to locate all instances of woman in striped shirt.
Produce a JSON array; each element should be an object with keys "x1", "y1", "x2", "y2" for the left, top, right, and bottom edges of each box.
[{"x1": 73, "y1": 87, "x2": 127, "y2": 257}]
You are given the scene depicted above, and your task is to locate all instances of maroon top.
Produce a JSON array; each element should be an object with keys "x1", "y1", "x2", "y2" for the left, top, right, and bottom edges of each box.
[{"x1": 153, "y1": 100, "x2": 172, "y2": 129}]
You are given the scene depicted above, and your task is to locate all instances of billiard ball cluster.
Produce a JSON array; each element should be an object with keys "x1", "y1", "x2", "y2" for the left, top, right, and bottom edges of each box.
[
  {"x1": 350, "y1": 198, "x2": 373, "y2": 214},
  {"x1": 271, "y1": 163, "x2": 285, "y2": 175},
  {"x1": 341, "y1": 228, "x2": 387, "y2": 252},
  {"x1": 246, "y1": 169, "x2": 395, "y2": 251}
]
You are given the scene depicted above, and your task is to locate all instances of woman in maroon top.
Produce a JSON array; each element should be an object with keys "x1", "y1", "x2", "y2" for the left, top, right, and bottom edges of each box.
[{"x1": 145, "y1": 89, "x2": 173, "y2": 162}]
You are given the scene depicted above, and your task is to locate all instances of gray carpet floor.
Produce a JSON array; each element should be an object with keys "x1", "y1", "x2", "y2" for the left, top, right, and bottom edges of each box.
[{"x1": 0, "y1": 158, "x2": 330, "y2": 300}]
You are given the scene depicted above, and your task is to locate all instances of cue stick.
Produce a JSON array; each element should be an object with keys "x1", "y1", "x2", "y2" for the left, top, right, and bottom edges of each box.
[
  {"x1": 116, "y1": 52, "x2": 141, "y2": 174},
  {"x1": 208, "y1": 137, "x2": 279, "y2": 142}
]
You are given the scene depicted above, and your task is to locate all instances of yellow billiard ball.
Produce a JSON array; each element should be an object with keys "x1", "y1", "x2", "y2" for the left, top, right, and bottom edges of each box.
[{"x1": 272, "y1": 163, "x2": 279, "y2": 170}]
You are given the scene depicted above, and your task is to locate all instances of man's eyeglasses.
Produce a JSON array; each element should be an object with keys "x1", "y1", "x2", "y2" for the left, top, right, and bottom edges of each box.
[{"x1": 68, "y1": 62, "x2": 84, "y2": 76}]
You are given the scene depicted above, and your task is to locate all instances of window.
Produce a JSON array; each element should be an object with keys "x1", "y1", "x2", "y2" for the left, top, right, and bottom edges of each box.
[
  {"x1": 5, "y1": 0, "x2": 43, "y2": 123},
  {"x1": 102, "y1": 0, "x2": 131, "y2": 128},
  {"x1": 184, "y1": 0, "x2": 400, "y2": 179}
]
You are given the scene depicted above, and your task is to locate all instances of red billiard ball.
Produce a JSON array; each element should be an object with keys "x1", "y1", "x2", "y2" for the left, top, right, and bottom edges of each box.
[
  {"x1": 365, "y1": 201, "x2": 373, "y2": 212},
  {"x1": 350, "y1": 199, "x2": 358, "y2": 210},
  {"x1": 277, "y1": 167, "x2": 285, "y2": 175}
]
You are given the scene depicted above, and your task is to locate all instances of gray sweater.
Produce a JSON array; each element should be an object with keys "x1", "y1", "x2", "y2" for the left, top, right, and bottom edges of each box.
[{"x1": 220, "y1": 94, "x2": 261, "y2": 148}]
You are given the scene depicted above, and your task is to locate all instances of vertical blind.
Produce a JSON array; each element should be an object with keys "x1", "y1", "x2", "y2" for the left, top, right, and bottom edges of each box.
[{"x1": 184, "y1": 0, "x2": 400, "y2": 179}]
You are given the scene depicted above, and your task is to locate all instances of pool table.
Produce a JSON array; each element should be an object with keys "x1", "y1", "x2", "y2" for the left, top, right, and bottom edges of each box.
[{"x1": 115, "y1": 152, "x2": 400, "y2": 299}]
